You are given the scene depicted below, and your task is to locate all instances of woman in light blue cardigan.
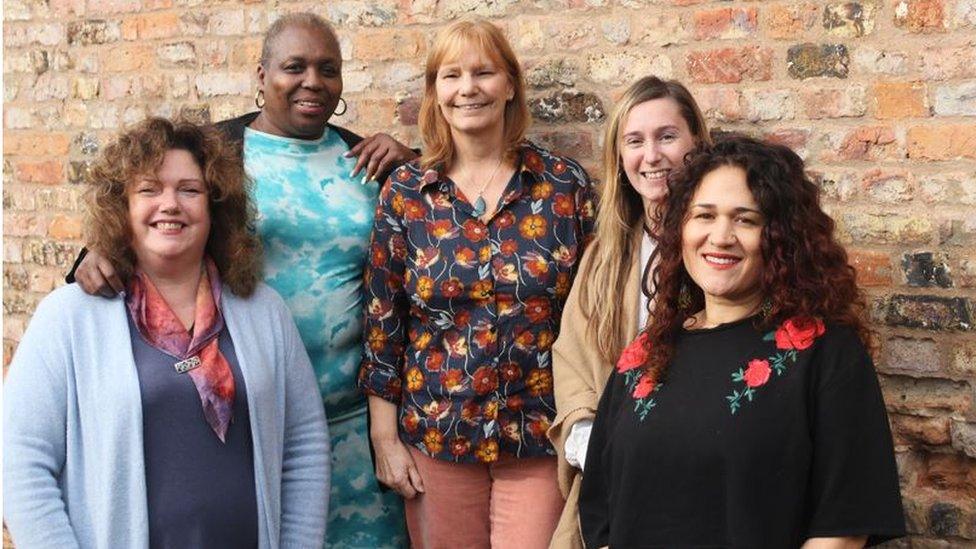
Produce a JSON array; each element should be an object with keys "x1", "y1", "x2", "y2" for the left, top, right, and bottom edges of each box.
[{"x1": 3, "y1": 118, "x2": 330, "y2": 548}]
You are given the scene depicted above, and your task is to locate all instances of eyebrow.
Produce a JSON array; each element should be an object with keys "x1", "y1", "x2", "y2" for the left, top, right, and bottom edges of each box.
[
  {"x1": 622, "y1": 125, "x2": 681, "y2": 137},
  {"x1": 690, "y1": 203, "x2": 763, "y2": 215}
]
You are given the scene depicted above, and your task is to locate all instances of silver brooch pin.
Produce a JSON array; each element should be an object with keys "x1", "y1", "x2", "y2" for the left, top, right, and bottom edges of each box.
[{"x1": 174, "y1": 356, "x2": 201, "y2": 374}]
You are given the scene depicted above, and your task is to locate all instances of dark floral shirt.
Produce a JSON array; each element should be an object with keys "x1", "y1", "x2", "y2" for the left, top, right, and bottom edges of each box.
[{"x1": 359, "y1": 142, "x2": 596, "y2": 463}]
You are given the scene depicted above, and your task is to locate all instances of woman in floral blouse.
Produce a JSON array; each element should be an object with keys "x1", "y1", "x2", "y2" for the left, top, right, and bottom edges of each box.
[
  {"x1": 579, "y1": 136, "x2": 904, "y2": 548},
  {"x1": 359, "y1": 18, "x2": 595, "y2": 549}
]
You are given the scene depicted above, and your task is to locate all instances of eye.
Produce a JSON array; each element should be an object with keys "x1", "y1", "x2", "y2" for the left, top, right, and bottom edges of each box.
[
  {"x1": 659, "y1": 133, "x2": 677, "y2": 143},
  {"x1": 623, "y1": 137, "x2": 643, "y2": 147},
  {"x1": 693, "y1": 211, "x2": 715, "y2": 220},
  {"x1": 319, "y1": 64, "x2": 339, "y2": 77},
  {"x1": 283, "y1": 63, "x2": 303, "y2": 73},
  {"x1": 736, "y1": 215, "x2": 761, "y2": 226}
]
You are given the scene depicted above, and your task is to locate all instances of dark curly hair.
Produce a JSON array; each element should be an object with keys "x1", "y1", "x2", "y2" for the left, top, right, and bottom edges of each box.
[
  {"x1": 642, "y1": 135, "x2": 871, "y2": 383},
  {"x1": 84, "y1": 117, "x2": 262, "y2": 297}
]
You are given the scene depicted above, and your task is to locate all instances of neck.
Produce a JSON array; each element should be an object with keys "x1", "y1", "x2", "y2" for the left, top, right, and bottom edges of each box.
[
  {"x1": 250, "y1": 111, "x2": 324, "y2": 140},
  {"x1": 139, "y1": 259, "x2": 204, "y2": 329},
  {"x1": 450, "y1": 124, "x2": 506, "y2": 168},
  {"x1": 698, "y1": 291, "x2": 763, "y2": 328},
  {"x1": 642, "y1": 197, "x2": 663, "y2": 233}
]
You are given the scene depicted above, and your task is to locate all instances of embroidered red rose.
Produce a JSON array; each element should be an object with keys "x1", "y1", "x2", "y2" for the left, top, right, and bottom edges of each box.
[
  {"x1": 742, "y1": 359, "x2": 772, "y2": 388},
  {"x1": 774, "y1": 317, "x2": 826, "y2": 351},
  {"x1": 632, "y1": 373, "x2": 655, "y2": 398},
  {"x1": 617, "y1": 332, "x2": 650, "y2": 373}
]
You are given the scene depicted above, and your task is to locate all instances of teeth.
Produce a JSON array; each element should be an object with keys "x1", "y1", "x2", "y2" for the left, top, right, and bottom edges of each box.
[
  {"x1": 297, "y1": 101, "x2": 322, "y2": 107},
  {"x1": 705, "y1": 255, "x2": 738, "y2": 265},
  {"x1": 156, "y1": 222, "x2": 182, "y2": 230},
  {"x1": 641, "y1": 170, "x2": 669, "y2": 179},
  {"x1": 456, "y1": 104, "x2": 486, "y2": 110}
]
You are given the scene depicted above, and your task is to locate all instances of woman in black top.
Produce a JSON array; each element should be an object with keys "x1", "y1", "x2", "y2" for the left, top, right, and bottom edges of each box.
[{"x1": 579, "y1": 136, "x2": 905, "y2": 549}]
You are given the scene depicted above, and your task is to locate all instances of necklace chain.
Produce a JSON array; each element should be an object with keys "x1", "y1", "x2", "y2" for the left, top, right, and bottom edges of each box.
[{"x1": 463, "y1": 156, "x2": 504, "y2": 218}]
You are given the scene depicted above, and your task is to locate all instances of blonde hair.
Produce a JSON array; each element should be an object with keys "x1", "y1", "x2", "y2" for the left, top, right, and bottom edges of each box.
[
  {"x1": 418, "y1": 18, "x2": 530, "y2": 170},
  {"x1": 84, "y1": 117, "x2": 262, "y2": 297},
  {"x1": 579, "y1": 76, "x2": 712, "y2": 364}
]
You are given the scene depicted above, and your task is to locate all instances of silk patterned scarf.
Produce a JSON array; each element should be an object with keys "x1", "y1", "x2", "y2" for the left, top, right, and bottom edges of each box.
[{"x1": 126, "y1": 258, "x2": 235, "y2": 442}]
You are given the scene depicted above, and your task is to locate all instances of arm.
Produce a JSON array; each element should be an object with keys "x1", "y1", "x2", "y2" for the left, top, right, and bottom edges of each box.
[
  {"x1": 345, "y1": 133, "x2": 419, "y2": 184},
  {"x1": 358, "y1": 177, "x2": 422, "y2": 498},
  {"x1": 3, "y1": 298, "x2": 81, "y2": 548},
  {"x1": 278, "y1": 303, "x2": 331, "y2": 547},
  {"x1": 65, "y1": 248, "x2": 125, "y2": 297}
]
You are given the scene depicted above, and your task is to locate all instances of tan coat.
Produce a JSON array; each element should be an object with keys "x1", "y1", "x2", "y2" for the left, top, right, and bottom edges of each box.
[{"x1": 547, "y1": 228, "x2": 644, "y2": 549}]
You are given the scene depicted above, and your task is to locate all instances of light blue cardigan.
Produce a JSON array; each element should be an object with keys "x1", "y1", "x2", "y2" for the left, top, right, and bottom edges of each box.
[{"x1": 3, "y1": 283, "x2": 330, "y2": 549}]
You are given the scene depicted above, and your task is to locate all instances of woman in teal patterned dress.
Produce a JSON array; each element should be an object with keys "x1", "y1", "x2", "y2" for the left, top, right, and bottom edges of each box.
[{"x1": 68, "y1": 13, "x2": 415, "y2": 548}]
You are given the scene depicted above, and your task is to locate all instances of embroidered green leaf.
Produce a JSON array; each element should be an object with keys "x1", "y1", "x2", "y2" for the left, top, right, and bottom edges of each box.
[{"x1": 763, "y1": 331, "x2": 776, "y2": 341}]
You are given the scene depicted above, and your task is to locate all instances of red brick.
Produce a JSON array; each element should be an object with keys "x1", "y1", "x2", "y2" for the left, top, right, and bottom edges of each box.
[
  {"x1": 908, "y1": 125, "x2": 976, "y2": 160},
  {"x1": 686, "y1": 46, "x2": 772, "y2": 84},
  {"x1": 831, "y1": 126, "x2": 899, "y2": 161},
  {"x1": 693, "y1": 7, "x2": 758, "y2": 40},
  {"x1": 764, "y1": 3, "x2": 819, "y2": 40},
  {"x1": 101, "y1": 44, "x2": 155, "y2": 72},
  {"x1": 48, "y1": 213, "x2": 83, "y2": 240},
  {"x1": 861, "y1": 168, "x2": 915, "y2": 203},
  {"x1": 2, "y1": 133, "x2": 71, "y2": 156},
  {"x1": 800, "y1": 87, "x2": 866, "y2": 119},
  {"x1": 894, "y1": 0, "x2": 945, "y2": 32},
  {"x1": 917, "y1": 452, "x2": 976, "y2": 499},
  {"x1": 696, "y1": 88, "x2": 743, "y2": 122},
  {"x1": 849, "y1": 249, "x2": 893, "y2": 286},
  {"x1": 121, "y1": 12, "x2": 182, "y2": 40},
  {"x1": 14, "y1": 160, "x2": 64, "y2": 185},
  {"x1": 874, "y1": 81, "x2": 929, "y2": 119},
  {"x1": 892, "y1": 414, "x2": 952, "y2": 446},
  {"x1": 353, "y1": 29, "x2": 426, "y2": 62}
]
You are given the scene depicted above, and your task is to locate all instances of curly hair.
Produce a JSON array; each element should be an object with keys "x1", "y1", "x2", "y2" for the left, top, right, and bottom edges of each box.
[
  {"x1": 84, "y1": 117, "x2": 262, "y2": 297},
  {"x1": 643, "y1": 135, "x2": 872, "y2": 383}
]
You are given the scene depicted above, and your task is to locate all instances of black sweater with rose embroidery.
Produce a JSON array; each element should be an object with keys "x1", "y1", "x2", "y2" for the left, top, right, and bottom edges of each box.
[{"x1": 578, "y1": 316, "x2": 905, "y2": 549}]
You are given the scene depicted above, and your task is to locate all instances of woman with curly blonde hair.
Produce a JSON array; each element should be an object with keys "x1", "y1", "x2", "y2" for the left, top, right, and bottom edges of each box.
[{"x1": 4, "y1": 117, "x2": 330, "y2": 548}]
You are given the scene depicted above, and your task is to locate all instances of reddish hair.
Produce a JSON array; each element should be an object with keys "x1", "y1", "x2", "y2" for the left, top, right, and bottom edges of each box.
[{"x1": 643, "y1": 135, "x2": 872, "y2": 383}]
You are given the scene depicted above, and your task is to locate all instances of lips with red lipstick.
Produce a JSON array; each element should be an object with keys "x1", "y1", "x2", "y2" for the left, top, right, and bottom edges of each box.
[{"x1": 702, "y1": 252, "x2": 742, "y2": 270}]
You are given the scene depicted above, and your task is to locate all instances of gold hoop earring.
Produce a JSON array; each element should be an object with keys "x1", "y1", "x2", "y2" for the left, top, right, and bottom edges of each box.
[
  {"x1": 254, "y1": 89, "x2": 265, "y2": 109},
  {"x1": 334, "y1": 97, "x2": 347, "y2": 116}
]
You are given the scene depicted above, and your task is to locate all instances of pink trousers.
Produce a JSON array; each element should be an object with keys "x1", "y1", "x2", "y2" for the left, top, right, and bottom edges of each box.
[{"x1": 405, "y1": 446, "x2": 564, "y2": 549}]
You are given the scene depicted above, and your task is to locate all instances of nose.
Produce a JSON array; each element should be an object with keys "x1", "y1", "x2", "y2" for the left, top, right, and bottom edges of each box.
[
  {"x1": 301, "y1": 67, "x2": 324, "y2": 90},
  {"x1": 708, "y1": 218, "x2": 737, "y2": 247},
  {"x1": 643, "y1": 141, "x2": 663, "y2": 164},
  {"x1": 458, "y1": 73, "x2": 477, "y2": 95},
  {"x1": 159, "y1": 188, "x2": 181, "y2": 213}
]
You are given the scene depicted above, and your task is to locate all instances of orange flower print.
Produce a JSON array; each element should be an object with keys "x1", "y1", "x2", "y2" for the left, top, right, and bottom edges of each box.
[
  {"x1": 367, "y1": 297, "x2": 393, "y2": 320},
  {"x1": 524, "y1": 151, "x2": 545, "y2": 174},
  {"x1": 468, "y1": 280, "x2": 494, "y2": 304},
  {"x1": 475, "y1": 439, "x2": 499, "y2": 463},
  {"x1": 370, "y1": 243, "x2": 388, "y2": 268},
  {"x1": 553, "y1": 160, "x2": 567, "y2": 174},
  {"x1": 506, "y1": 394, "x2": 524, "y2": 412},
  {"x1": 405, "y1": 367, "x2": 425, "y2": 392},
  {"x1": 522, "y1": 251, "x2": 550, "y2": 279},
  {"x1": 494, "y1": 261, "x2": 518, "y2": 283},
  {"x1": 391, "y1": 192, "x2": 406, "y2": 216},
  {"x1": 454, "y1": 246, "x2": 477, "y2": 268},
  {"x1": 403, "y1": 407, "x2": 422, "y2": 433},
  {"x1": 526, "y1": 413, "x2": 550, "y2": 440},
  {"x1": 385, "y1": 271, "x2": 403, "y2": 292},
  {"x1": 483, "y1": 399, "x2": 498, "y2": 421},
  {"x1": 367, "y1": 327, "x2": 387, "y2": 352},
  {"x1": 554, "y1": 272, "x2": 571, "y2": 299},
  {"x1": 441, "y1": 277, "x2": 463, "y2": 298},
  {"x1": 514, "y1": 330, "x2": 535, "y2": 351},
  {"x1": 536, "y1": 330, "x2": 554, "y2": 351},
  {"x1": 531, "y1": 181, "x2": 553, "y2": 200},
  {"x1": 426, "y1": 350, "x2": 445, "y2": 371},
  {"x1": 443, "y1": 331, "x2": 468, "y2": 358},
  {"x1": 552, "y1": 193, "x2": 575, "y2": 217},
  {"x1": 580, "y1": 196, "x2": 595, "y2": 219},
  {"x1": 404, "y1": 199, "x2": 427, "y2": 221},
  {"x1": 472, "y1": 323, "x2": 496, "y2": 349},
  {"x1": 552, "y1": 245, "x2": 575, "y2": 267},
  {"x1": 450, "y1": 436, "x2": 471, "y2": 457},
  {"x1": 414, "y1": 247, "x2": 441, "y2": 269},
  {"x1": 495, "y1": 211, "x2": 515, "y2": 229},
  {"x1": 519, "y1": 214, "x2": 548, "y2": 239},
  {"x1": 499, "y1": 361, "x2": 522, "y2": 382},
  {"x1": 453, "y1": 309, "x2": 471, "y2": 327},
  {"x1": 395, "y1": 167, "x2": 412, "y2": 182},
  {"x1": 441, "y1": 369, "x2": 466, "y2": 392},
  {"x1": 427, "y1": 219, "x2": 459, "y2": 240},
  {"x1": 423, "y1": 427, "x2": 444, "y2": 454},
  {"x1": 499, "y1": 239, "x2": 518, "y2": 256},
  {"x1": 389, "y1": 233, "x2": 407, "y2": 261},
  {"x1": 413, "y1": 331, "x2": 432, "y2": 351},
  {"x1": 461, "y1": 400, "x2": 481, "y2": 425},
  {"x1": 463, "y1": 219, "x2": 488, "y2": 242},
  {"x1": 472, "y1": 366, "x2": 499, "y2": 395},
  {"x1": 479, "y1": 245, "x2": 492, "y2": 264},
  {"x1": 422, "y1": 399, "x2": 451, "y2": 421},
  {"x1": 526, "y1": 368, "x2": 553, "y2": 397},
  {"x1": 416, "y1": 275, "x2": 435, "y2": 301},
  {"x1": 524, "y1": 296, "x2": 552, "y2": 323},
  {"x1": 502, "y1": 421, "x2": 521, "y2": 442}
]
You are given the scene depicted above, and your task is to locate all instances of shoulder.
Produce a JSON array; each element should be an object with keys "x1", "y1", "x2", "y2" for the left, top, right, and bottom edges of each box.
[
  {"x1": 223, "y1": 282, "x2": 290, "y2": 318},
  {"x1": 34, "y1": 283, "x2": 121, "y2": 321},
  {"x1": 215, "y1": 112, "x2": 259, "y2": 142},
  {"x1": 385, "y1": 159, "x2": 430, "y2": 191},
  {"x1": 328, "y1": 123, "x2": 364, "y2": 150},
  {"x1": 520, "y1": 141, "x2": 591, "y2": 188}
]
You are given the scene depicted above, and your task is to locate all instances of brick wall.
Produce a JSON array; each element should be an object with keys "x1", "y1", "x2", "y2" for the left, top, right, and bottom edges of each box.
[{"x1": 3, "y1": 0, "x2": 975, "y2": 545}]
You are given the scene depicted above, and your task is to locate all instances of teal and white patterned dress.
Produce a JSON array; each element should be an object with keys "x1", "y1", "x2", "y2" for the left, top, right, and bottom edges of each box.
[{"x1": 244, "y1": 127, "x2": 408, "y2": 548}]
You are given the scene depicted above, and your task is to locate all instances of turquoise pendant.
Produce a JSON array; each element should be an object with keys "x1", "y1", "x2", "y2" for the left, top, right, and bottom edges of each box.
[{"x1": 472, "y1": 195, "x2": 487, "y2": 217}]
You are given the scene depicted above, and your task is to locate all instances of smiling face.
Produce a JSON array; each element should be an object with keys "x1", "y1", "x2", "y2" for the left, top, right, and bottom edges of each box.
[
  {"x1": 128, "y1": 149, "x2": 210, "y2": 275},
  {"x1": 619, "y1": 97, "x2": 697, "y2": 205},
  {"x1": 256, "y1": 24, "x2": 342, "y2": 139},
  {"x1": 434, "y1": 47, "x2": 514, "y2": 140},
  {"x1": 681, "y1": 164, "x2": 765, "y2": 313}
]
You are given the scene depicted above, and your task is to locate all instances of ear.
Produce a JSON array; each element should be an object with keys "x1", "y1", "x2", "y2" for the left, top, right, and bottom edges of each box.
[{"x1": 256, "y1": 63, "x2": 266, "y2": 90}]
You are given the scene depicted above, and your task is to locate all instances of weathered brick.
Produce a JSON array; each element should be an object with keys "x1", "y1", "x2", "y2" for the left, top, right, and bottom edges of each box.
[
  {"x1": 825, "y1": 126, "x2": 899, "y2": 161},
  {"x1": 207, "y1": 9, "x2": 245, "y2": 36},
  {"x1": 934, "y1": 82, "x2": 976, "y2": 116},
  {"x1": 787, "y1": 43, "x2": 849, "y2": 79},
  {"x1": 3, "y1": 213, "x2": 45, "y2": 237},
  {"x1": 194, "y1": 72, "x2": 250, "y2": 97},
  {"x1": 848, "y1": 248, "x2": 893, "y2": 286},
  {"x1": 763, "y1": 128, "x2": 811, "y2": 157},
  {"x1": 939, "y1": 217, "x2": 976, "y2": 247},
  {"x1": 14, "y1": 160, "x2": 63, "y2": 185},
  {"x1": 841, "y1": 213, "x2": 934, "y2": 245},
  {"x1": 908, "y1": 125, "x2": 976, "y2": 161},
  {"x1": 951, "y1": 421, "x2": 976, "y2": 458},
  {"x1": 529, "y1": 91, "x2": 605, "y2": 124},
  {"x1": 71, "y1": 76, "x2": 100, "y2": 100},
  {"x1": 800, "y1": 86, "x2": 867, "y2": 119},
  {"x1": 3, "y1": 292, "x2": 41, "y2": 316},
  {"x1": 67, "y1": 160, "x2": 93, "y2": 185},
  {"x1": 764, "y1": 2, "x2": 820, "y2": 40},
  {"x1": 439, "y1": 0, "x2": 516, "y2": 18},
  {"x1": 851, "y1": 47, "x2": 909, "y2": 76},
  {"x1": 958, "y1": 259, "x2": 976, "y2": 289},
  {"x1": 600, "y1": 18, "x2": 630, "y2": 46},
  {"x1": 881, "y1": 294, "x2": 972, "y2": 331},
  {"x1": 158, "y1": 41, "x2": 196, "y2": 67},
  {"x1": 228, "y1": 36, "x2": 262, "y2": 68},
  {"x1": 823, "y1": 2, "x2": 877, "y2": 36},
  {"x1": 3, "y1": 132, "x2": 71, "y2": 156},
  {"x1": 862, "y1": 168, "x2": 914, "y2": 203},
  {"x1": 696, "y1": 88, "x2": 743, "y2": 122},
  {"x1": 47, "y1": 213, "x2": 83, "y2": 240},
  {"x1": 895, "y1": 0, "x2": 946, "y2": 32},
  {"x1": 179, "y1": 12, "x2": 209, "y2": 37},
  {"x1": 3, "y1": 267, "x2": 29, "y2": 292},
  {"x1": 742, "y1": 89, "x2": 795, "y2": 122},
  {"x1": 528, "y1": 131, "x2": 594, "y2": 161},
  {"x1": 22, "y1": 240, "x2": 81, "y2": 268},
  {"x1": 121, "y1": 12, "x2": 181, "y2": 40},
  {"x1": 198, "y1": 40, "x2": 229, "y2": 68},
  {"x1": 920, "y1": 45, "x2": 976, "y2": 79},
  {"x1": 352, "y1": 29, "x2": 425, "y2": 61},
  {"x1": 395, "y1": 94, "x2": 420, "y2": 126},
  {"x1": 101, "y1": 43, "x2": 154, "y2": 72},
  {"x1": 687, "y1": 46, "x2": 772, "y2": 84},
  {"x1": 526, "y1": 58, "x2": 579, "y2": 89},
  {"x1": 378, "y1": 62, "x2": 423, "y2": 90},
  {"x1": 927, "y1": 502, "x2": 963, "y2": 537},
  {"x1": 882, "y1": 336, "x2": 942, "y2": 376},
  {"x1": 632, "y1": 12, "x2": 687, "y2": 47},
  {"x1": 874, "y1": 81, "x2": 930, "y2": 119},
  {"x1": 694, "y1": 7, "x2": 758, "y2": 40},
  {"x1": 881, "y1": 375, "x2": 972, "y2": 416},
  {"x1": 588, "y1": 51, "x2": 672, "y2": 85},
  {"x1": 903, "y1": 252, "x2": 953, "y2": 288},
  {"x1": 918, "y1": 453, "x2": 976, "y2": 499},
  {"x1": 27, "y1": 22, "x2": 64, "y2": 46},
  {"x1": 29, "y1": 268, "x2": 59, "y2": 293},
  {"x1": 812, "y1": 169, "x2": 858, "y2": 201},
  {"x1": 892, "y1": 414, "x2": 952, "y2": 446},
  {"x1": 954, "y1": 0, "x2": 976, "y2": 27},
  {"x1": 326, "y1": 1, "x2": 398, "y2": 27},
  {"x1": 87, "y1": 0, "x2": 141, "y2": 14}
]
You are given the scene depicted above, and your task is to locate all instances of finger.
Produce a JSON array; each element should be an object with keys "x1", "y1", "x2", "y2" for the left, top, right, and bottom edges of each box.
[
  {"x1": 76, "y1": 270, "x2": 98, "y2": 295},
  {"x1": 344, "y1": 138, "x2": 367, "y2": 158},
  {"x1": 407, "y1": 462, "x2": 425, "y2": 494},
  {"x1": 398, "y1": 478, "x2": 417, "y2": 500},
  {"x1": 349, "y1": 140, "x2": 380, "y2": 178},
  {"x1": 364, "y1": 150, "x2": 387, "y2": 184},
  {"x1": 97, "y1": 259, "x2": 124, "y2": 295}
]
